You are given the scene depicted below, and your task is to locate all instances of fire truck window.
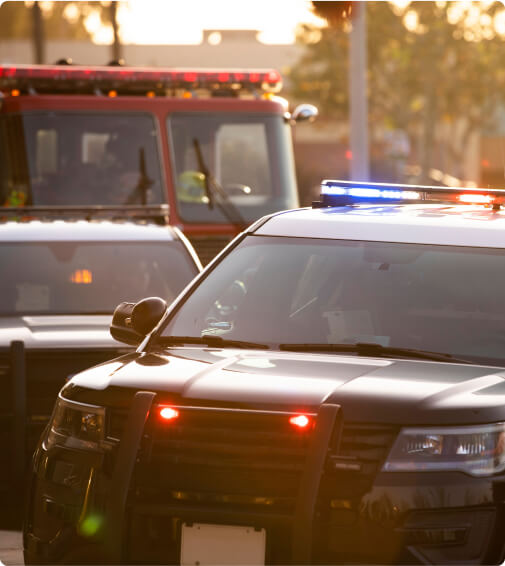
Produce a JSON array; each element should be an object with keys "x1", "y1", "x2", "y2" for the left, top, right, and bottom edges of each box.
[
  {"x1": 36, "y1": 129, "x2": 58, "y2": 175},
  {"x1": 18, "y1": 113, "x2": 164, "y2": 206},
  {"x1": 167, "y1": 112, "x2": 298, "y2": 224},
  {"x1": 216, "y1": 123, "x2": 271, "y2": 196},
  {"x1": 82, "y1": 133, "x2": 109, "y2": 164}
]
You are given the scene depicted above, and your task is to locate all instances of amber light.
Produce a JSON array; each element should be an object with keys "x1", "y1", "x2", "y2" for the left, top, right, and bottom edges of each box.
[
  {"x1": 289, "y1": 414, "x2": 312, "y2": 429},
  {"x1": 69, "y1": 269, "x2": 93, "y2": 284},
  {"x1": 159, "y1": 407, "x2": 179, "y2": 421}
]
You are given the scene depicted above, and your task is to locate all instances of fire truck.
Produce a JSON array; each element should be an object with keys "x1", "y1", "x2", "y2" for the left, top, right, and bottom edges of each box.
[{"x1": 0, "y1": 63, "x2": 316, "y2": 263}]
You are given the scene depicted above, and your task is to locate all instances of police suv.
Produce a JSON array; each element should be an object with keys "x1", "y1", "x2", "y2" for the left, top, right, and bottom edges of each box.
[
  {"x1": 0, "y1": 205, "x2": 201, "y2": 506},
  {"x1": 24, "y1": 183, "x2": 505, "y2": 565}
]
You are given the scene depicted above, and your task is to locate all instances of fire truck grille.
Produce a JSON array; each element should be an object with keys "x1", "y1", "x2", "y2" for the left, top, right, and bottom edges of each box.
[
  {"x1": 186, "y1": 236, "x2": 232, "y2": 266},
  {"x1": 116, "y1": 406, "x2": 398, "y2": 515}
]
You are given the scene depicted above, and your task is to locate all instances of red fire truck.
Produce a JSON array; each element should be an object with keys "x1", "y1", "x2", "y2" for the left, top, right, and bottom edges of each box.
[{"x1": 0, "y1": 64, "x2": 316, "y2": 263}]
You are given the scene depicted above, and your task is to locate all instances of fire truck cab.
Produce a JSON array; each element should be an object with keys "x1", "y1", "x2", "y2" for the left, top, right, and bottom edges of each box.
[{"x1": 0, "y1": 64, "x2": 315, "y2": 262}]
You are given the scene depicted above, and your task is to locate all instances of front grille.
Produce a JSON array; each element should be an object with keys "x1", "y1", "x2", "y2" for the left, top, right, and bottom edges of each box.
[
  {"x1": 135, "y1": 407, "x2": 311, "y2": 513},
  {"x1": 322, "y1": 422, "x2": 398, "y2": 500},
  {"x1": 112, "y1": 405, "x2": 398, "y2": 516},
  {"x1": 187, "y1": 236, "x2": 232, "y2": 266}
]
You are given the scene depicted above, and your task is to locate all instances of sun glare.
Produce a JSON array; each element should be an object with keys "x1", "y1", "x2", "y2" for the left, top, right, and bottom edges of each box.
[{"x1": 84, "y1": 0, "x2": 320, "y2": 45}]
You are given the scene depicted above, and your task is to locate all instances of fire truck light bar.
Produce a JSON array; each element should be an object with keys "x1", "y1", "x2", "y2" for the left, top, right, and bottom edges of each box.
[
  {"x1": 316, "y1": 180, "x2": 505, "y2": 209},
  {"x1": 0, "y1": 64, "x2": 282, "y2": 95}
]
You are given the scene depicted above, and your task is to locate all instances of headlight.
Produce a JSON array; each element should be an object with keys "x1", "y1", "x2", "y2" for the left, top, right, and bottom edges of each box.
[
  {"x1": 383, "y1": 423, "x2": 505, "y2": 477},
  {"x1": 46, "y1": 396, "x2": 105, "y2": 451}
]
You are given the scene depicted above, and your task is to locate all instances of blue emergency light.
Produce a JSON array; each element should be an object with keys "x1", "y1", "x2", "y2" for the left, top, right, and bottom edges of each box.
[{"x1": 315, "y1": 180, "x2": 505, "y2": 209}]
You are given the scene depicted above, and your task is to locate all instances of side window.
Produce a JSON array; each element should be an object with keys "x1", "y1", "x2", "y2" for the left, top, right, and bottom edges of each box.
[
  {"x1": 35, "y1": 129, "x2": 58, "y2": 175},
  {"x1": 82, "y1": 132, "x2": 110, "y2": 164}
]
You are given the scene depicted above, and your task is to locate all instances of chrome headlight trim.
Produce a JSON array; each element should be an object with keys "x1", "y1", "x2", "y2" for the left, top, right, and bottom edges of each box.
[{"x1": 382, "y1": 422, "x2": 505, "y2": 477}]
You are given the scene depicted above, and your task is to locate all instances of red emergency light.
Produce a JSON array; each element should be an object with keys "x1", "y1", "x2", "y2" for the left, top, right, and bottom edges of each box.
[
  {"x1": 0, "y1": 64, "x2": 282, "y2": 96},
  {"x1": 289, "y1": 414, "x2": 313, "y2": 429},
  {"x1": 159, "y1": 407, "x2": 180, "y2": 421}
]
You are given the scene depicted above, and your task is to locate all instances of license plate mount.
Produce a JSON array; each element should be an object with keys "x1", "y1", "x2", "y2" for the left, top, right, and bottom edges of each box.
[{"x1": 180, "y1": 522, "x2": 266, "y2": 565}]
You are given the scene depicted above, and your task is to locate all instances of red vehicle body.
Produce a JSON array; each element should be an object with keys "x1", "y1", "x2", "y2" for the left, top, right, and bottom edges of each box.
[{"x1": 0, "y1": 64, "x2": 315, "y2": 263}]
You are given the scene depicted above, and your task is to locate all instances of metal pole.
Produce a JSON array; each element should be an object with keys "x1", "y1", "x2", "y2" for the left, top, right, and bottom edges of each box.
[{"x1": 349, "y1": 2, "x2": 369, "y2": 181}]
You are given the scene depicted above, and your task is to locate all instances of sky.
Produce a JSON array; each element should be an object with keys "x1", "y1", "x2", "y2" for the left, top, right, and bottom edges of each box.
[{"x1": 87, "y1": 0, "x2": 324, "y2": 45}]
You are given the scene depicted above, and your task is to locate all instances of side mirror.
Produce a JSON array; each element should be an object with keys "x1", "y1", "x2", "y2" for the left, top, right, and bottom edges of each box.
[
  {"x1": 110, "y1": 297, "x2": 168, "y2": 346},
  {"x1": 291, "y1": 104, "x2": 319, "y2": 124}
]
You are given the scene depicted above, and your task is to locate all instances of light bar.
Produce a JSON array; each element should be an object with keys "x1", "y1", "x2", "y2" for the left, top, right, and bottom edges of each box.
[
  {"x1": 0, "y1": 64, "x2": 282, "y2": 95},
  {"x1": 316, "y1": 180, "x2": 505, "y2": 209},
  {"x1": 0, "y1": 204, "x2": 170, "y2": 222}
]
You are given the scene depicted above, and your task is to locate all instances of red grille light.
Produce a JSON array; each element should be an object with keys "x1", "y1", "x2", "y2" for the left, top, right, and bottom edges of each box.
[
  {"x1": 289, "y1": 414, "x2": 312, "y2": 429},
  {"x1": 159, "y1": 407, "x2": 179, "y2": 421}
]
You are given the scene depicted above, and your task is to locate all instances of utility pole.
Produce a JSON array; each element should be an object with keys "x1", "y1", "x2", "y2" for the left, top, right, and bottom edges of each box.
[
  {"x1": 32, "y1": 1, "x2": 45, "y2": 64},
  {"x1": 349, "y1": 2, "x2": 369, "y2": 181}
]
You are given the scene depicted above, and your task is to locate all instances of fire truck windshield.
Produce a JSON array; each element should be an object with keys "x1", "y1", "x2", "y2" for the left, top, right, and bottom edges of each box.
[
  {"x1": 0, "y1": 112, "x2": 164, "y2": 206},
  {"x1": 168, "y1": 112, "x2": 298, "y2": 224}
]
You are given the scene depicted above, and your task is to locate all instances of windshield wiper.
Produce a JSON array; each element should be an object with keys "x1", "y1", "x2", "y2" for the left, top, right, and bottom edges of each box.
[
  {"x1": 278, "y1": 342, "x2": 471, "y2": 364},
  {"x1": 123, "y1": 146, "x2": 154, "y2": 205},
  {"x1": 192, "y1": 138, "x2": 247, "y2": 229},
  {"x1": 161, "y1": 335, "x2": 269, "y2": 350}
]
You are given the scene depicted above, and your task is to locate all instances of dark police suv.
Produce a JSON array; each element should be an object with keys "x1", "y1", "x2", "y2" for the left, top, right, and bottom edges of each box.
[{"x1": 23, "y1": 182, "x2": 505, "y2": 564}]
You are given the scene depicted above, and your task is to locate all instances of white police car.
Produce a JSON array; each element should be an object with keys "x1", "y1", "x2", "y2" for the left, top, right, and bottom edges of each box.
[
  {"x1": 24, "y1": 184, "x2": 505, "y2": 564},
  {"x1": 0, "y1": 205, "x2": 201, "y2": 506}
]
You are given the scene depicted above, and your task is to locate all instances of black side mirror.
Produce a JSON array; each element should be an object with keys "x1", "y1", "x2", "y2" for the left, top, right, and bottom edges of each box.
[
  {"x1": 110, "y1": 297, "x2": 168, "y2": 346},
  {"x1": 131, "y1": 296, "x2": 168, "y2": 335}
]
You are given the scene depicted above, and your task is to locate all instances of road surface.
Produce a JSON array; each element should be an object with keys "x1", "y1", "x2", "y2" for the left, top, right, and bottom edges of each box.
[{"x1": 0, "y1": 531, "x2": 22, "y2": 565}]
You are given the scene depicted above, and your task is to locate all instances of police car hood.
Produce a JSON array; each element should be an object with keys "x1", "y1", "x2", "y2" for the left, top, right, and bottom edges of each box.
[
  {"x1": 67, "y1": 347, "x2": 505, "y2": 425},
  {"x1": 0, "y1": 314, "x2": 120, "y2": 349}
]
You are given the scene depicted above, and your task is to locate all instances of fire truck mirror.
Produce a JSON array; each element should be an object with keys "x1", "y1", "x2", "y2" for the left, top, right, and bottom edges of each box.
[{"x1": 291, "y1": 104, "x2": 319, "y2": 124}]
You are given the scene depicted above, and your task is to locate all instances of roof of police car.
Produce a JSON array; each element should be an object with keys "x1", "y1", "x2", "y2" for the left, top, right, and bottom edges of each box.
[
  {"x1": 254, "y1": 203, "x2": 505, "y2": 248},
  {"x1": 0, "y1": 219, "x2": 178, "y2": 242}
]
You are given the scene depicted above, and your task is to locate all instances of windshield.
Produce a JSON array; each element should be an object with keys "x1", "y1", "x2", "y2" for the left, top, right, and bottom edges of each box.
[
  {"x1": 0, "y1": 241, "x2": 197, "y2": 316},
  {"x1": 161, "y1": 235, "x2": 505, "y2": 366},
  {"x1": 0, "y1": 113, "x2": 164, "y2": 207},
  {"x1": 167, "y1": 112, "x2": 298, "y2": 224}
]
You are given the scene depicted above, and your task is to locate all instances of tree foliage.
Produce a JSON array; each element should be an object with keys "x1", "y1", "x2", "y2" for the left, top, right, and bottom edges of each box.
[
  {"x1": 290, "y1": 1, "x2": 505, "y2": 180},
  {"x1": 311, "y1": 1, "x2": 354, "y2": 27},
  {"x1": 0, "y1": 1, "x2": 116, "y2": 42}
]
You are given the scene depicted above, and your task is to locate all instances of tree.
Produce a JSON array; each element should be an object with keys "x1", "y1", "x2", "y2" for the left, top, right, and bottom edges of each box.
[
  {"x1": 0, "y1": 1, "x2": 123, "y2": 64},
  {"x1": 290, "y1": 1, "x2": 505, "y2": 183},
  {"x1": 109, "y1": 2, "x2": 122, "y2": 63},
  {"x1": 312, "y1": 1, "x2": 354, "y2": 27}
]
